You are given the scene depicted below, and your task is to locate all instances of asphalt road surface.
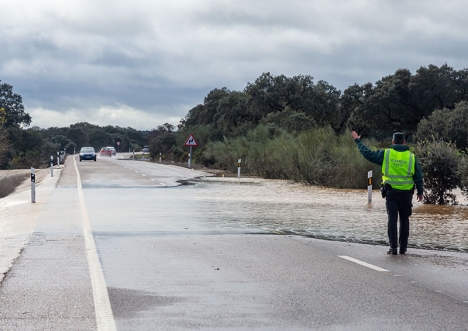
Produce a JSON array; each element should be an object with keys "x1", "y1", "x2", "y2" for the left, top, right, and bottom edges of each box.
[{"x1": 0, "y1": 154, "x2": 467, "y2": 330}]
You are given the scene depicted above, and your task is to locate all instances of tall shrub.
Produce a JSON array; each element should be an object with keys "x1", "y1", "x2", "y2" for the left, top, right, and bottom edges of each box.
[
  {"x1": 415, "y1": 140, "x2": 459, "y2": 204},
  {"x1": 331, "y1": 131, "x2": 382, "y2": 189},
  {"x1": 457, "y1": 153, "x2": 468, "y2": 199}
]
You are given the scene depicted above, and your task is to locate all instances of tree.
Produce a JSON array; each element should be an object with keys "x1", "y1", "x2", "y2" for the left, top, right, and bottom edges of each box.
[
  {"x1": 213, "y1": 91, "x2": 252, "y2": 135},
  {"x1": 50, "y1": 134, "x2": 71, "y2": 151},
  {"x1": 415, "y1": 140, "x2": 460, "y2": 204},
  {"x1": 347, "y1": 69, "x2": 414, "y2": 140},
  {"x1": 0, "y1": 81, "x2": 31, "y2": 128},
  {"x1": 147, "y1": 123, "x2": 177, "y2": 157},
  {"x1": 409, "y1": 64, "x2": 468, "y2": 114},
  {"x1": 261, "y1": 109, "x2": 315, "y2": 133},
  {"x1": 244, "y1": 73, "x2": 317, "y2": 123},
  {"x1": 415, "y1": 101, "x2": 468, "y2": 152},
  {"x1": 66, "y1": 127, "x2": 88, "y2": 149},
  {"x1": 457, "y1": 153, "x2": 468, "y2": 199},
  {"x1": 0, "y1": 125, "x2": 10, "y2": 168},
  {"x1": 307, "y1": 80, "x2": 341, "y2": 129},
  {"x1": 181, "y1": 104, "x2": 205, "y2": 128},
  {"x1": 341, "y1": 83, "x2": 373, "y2": 135},
  {"x1": 88, "y1": 129, "x2": 114, "y2": 150}
]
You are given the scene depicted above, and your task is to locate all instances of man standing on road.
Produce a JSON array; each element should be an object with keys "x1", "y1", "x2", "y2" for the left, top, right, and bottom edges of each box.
[{"x1": 351, "y1": 131, "x2": 424, "y2": 255}]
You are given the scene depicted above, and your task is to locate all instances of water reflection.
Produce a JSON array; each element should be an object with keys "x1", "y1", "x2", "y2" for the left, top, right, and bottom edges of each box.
[{"x1": 193, "y1": 177, "x2": 468, "y2": 252}]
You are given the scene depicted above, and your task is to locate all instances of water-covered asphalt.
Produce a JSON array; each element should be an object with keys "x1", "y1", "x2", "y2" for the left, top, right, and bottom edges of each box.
[{"x1": 186, "y1": 177, "x2": 468, "y2": 252}]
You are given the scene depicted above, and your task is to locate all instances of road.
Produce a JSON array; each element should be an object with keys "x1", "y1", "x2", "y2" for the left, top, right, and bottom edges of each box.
[{"x1": 0, "y1": 154, "x2": 467, "y2": 330}]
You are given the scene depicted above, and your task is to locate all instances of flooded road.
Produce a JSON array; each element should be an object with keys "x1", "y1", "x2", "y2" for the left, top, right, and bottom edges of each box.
[
  {"x1": 192, "y1": 177, "x2": 468, "y2": 252},
  {"x1": 2, "y1": 157, "x2": 468, "y2": 330},
  {"x1": 88, "y1": 172, "x2": 468, "y2": 253}
]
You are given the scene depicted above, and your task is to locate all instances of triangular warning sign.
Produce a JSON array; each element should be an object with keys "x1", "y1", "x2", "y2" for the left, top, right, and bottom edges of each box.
[{"x1": 184, "y1": 134, "x2": 198, "y2": 146}]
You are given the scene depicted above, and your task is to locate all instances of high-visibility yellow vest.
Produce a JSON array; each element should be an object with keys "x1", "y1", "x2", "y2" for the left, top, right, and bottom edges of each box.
[{"x1": 382, "y1": 149, "x2": 415, "y2": 190}]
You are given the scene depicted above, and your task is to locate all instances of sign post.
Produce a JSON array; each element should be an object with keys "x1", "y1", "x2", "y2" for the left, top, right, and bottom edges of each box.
[
  {"x1": 238, "y1": 159, "x2": 241, "y2": 179},
  {"x1": 184, "y1": 134, "x2": 198, "y2": 169}
]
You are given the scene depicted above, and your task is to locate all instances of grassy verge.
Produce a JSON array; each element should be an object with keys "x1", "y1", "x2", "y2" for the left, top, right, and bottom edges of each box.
[{"x1": 0, "y1": 173, "x2": 29, "y2": 198}]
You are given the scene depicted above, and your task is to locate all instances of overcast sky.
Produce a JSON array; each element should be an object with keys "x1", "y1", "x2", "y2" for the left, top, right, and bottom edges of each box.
[{"x1": 1, "y1": 0, "x2": 467, "y2": 130}]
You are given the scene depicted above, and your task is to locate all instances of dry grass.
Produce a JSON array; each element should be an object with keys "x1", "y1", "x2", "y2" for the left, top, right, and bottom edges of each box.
[{"x1": 0, "y1": 173, "x2": 29, "y2": 198}]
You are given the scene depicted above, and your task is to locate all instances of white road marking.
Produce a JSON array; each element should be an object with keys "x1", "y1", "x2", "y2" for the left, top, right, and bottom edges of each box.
[
  {"x1": 142, "y1": 174, "x2": 146, "y2": 177},
  {"x1": 74, "y1": 157, "x2": 117, "y2": 331},
  {"x1": 338, "y1": 256, "x2": 389, "y2": 272},
  {"x1": 160, "y1": 183, "x2": 167, "y2": 186}
]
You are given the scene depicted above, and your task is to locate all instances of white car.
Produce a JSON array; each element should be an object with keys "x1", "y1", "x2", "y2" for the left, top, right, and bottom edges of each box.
[{"x1": 106, "y1": 147, "x2": 116, "y2": 155}]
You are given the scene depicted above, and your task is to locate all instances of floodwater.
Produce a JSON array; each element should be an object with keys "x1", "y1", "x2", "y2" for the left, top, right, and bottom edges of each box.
[
  {"x1": 88, "y1": 176, "x2": 468, "y2": 253},
  {"x1": 187, "y1": 177, "x2": 468, "y2": 253}
]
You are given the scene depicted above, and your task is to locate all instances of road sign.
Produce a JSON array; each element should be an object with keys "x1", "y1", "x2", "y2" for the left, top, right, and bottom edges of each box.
[{"x1": 184, "y1": 134, "x2": 198, "y2": 146}]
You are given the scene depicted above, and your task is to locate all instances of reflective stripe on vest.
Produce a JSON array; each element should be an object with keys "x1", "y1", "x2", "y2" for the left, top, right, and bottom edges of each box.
[{"x1": 382, "y1": 149, "x2": 415, "y2": 190}]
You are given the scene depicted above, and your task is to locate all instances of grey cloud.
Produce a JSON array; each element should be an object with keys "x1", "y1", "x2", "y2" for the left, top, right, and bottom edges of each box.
[{"x1": 1, "y1": 0, "x2": 468, "y2": 129}]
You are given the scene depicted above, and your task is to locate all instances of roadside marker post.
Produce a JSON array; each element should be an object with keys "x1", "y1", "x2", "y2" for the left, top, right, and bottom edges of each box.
[
  {"x1": 368, "y1": 170, "x2": 373, "y2": 203},
  {"x1": 31, "y1": 167, "x2": 36, "y2": 203},
  {"x1": 50, "y1": 155, "x2": 54, "y2": 177},
  {"x1": 57, "y1": 151, "x2": 60, "y2": 166},
  {"x1": 238, "y1": 159, "x2": 241, "y2": 179},
  {"x1": 159, "y1": 152, "x2": 161, "y2": 164}
]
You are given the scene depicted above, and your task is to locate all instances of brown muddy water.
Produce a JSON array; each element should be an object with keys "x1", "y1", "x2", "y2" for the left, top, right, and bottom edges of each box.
[{"x1": 191, "y1": 177, "x2": 468, "y2": 253}]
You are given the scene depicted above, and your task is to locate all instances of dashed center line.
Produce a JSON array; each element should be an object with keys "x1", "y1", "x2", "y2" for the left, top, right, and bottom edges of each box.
[{"x1": 338, "y1": 256, "x2": 389, "y2": 272}]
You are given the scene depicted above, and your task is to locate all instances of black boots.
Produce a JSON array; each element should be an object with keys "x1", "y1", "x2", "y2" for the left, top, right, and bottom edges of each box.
[{"x1": 387, "y1": 248, "x2": 398, "y2": 255}]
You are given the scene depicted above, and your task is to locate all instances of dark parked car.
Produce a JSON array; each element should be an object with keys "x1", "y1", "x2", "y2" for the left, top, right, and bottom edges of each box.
[{"x1": 79, "y1": 147, "x2": 96, "y2": 161}]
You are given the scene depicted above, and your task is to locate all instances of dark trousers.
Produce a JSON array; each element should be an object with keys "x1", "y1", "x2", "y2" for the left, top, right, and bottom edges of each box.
[{"x1": 385, "y1": 188, "x2": 414, "y2": 250}]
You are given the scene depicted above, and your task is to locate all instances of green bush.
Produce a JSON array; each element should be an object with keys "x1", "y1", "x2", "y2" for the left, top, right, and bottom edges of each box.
[
  {"x1": 457, "y1": 153, "x2": 468, "y2": 200},
  {"x1": 331, "y1": 132, "x2": 382, "y2": 189},
  {"x1": 415, "y1": 140, "x2": 459, "y2": 204},
  {"x1": 201, "y1": 126, "x2": 382, "y2": 189}
]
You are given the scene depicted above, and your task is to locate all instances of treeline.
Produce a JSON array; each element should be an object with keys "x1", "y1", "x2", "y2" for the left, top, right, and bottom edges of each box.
[
  {"x1": 172, "y1": 64, "x2": 468, "y2": 204},
  {"x1": 0, "y1": 81, "x2": 149, "y2": 168},
  {"x1": 2, "y1": 63, "x2": 468, "y2": 204},
  {"x1": 1, "y1": 121, "x2": 149, "y2": 169}
]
